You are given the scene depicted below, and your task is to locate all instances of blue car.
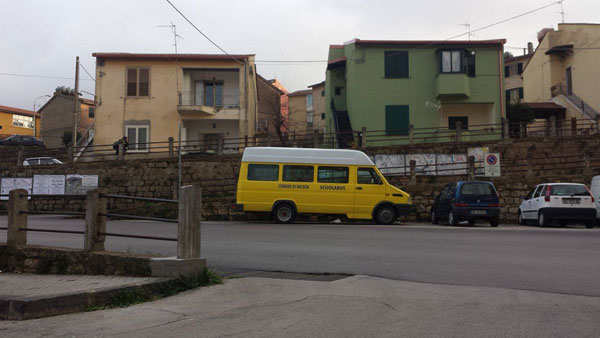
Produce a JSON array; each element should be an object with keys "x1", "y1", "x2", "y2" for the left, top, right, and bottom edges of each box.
[{"x1": 431, "y1": 181, "x2": 501, "y2": 227}]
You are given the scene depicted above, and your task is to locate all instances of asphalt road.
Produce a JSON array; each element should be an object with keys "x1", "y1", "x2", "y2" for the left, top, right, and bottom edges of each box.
[{"x1": 1, "y1": 216, "x2": 600, "y2": 297}]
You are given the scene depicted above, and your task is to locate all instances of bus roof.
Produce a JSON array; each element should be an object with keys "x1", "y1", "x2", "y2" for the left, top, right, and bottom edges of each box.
[{"x1": 241, "y1": 147, "x2": 375, "y2": 166}]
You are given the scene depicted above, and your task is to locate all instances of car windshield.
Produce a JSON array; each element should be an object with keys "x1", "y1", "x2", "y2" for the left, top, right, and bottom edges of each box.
[
  {"x1": 460, "y1": 183, "x2": 495, "y2": 196},
  {"x1": 550, "y1": 185, "x2": 590, "y2": 196}
]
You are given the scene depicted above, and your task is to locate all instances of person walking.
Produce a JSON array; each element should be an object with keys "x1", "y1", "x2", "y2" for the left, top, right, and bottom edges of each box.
[{"x1": 113, "y1": 136, "x2": 129, "y2": 155}]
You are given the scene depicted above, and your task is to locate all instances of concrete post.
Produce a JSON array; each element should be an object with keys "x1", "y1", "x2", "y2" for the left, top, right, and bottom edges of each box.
[
  {"x1": 520, "y1": 122, "x2": 527, "y2": 138},
  {"x1": 67, "y1": 147, "x2": 74, "y2": 164},
  {"x1": 16, "y1": 146, "x2": 23, "y2": 166},
  {"x1": 467, "y1": 156, "x2": 475, "y2": 180},
  {"x1": 84, "y1": 189, "x2": 107, "y2": 251},
  {"x1": 118, "y1": 142, "x2": 124, "y2": 161},
  {"x1": 571, "y1": 118, "x2": 577, "y2": 136},
  {"x1": 244, "y1": 135, "x2": 248, "y2": 148},
  {"x1": 168, "y1": 137, "x2": 174, "y2": 158},
  {"x1": 596, "y1": 115, "x2": 600, "y2": 134},
  {"x1": 409, "y1": 124, "x2": 414, "y2": 144},
  {"x1": 455, "y1": 121, "x2": 462, "y2": 143},
  {"x1": 549, "y1": 116, "x2": 557, "y2": 137},
  {"x1": 409, "y1": 160, "x2": 416, "y2": 185},
  {"x1": 503, "y1": 118, "x2": 509, "y2": 139},
  {"x1": 360, "y1": 127, "x2": 367, "y2": 149},
  {"x1": 177, "y1": 185, "x2": 201, "y2": 259},
  {"x1": 7, "y1": 189, "x2": 28, "y2": 247},
  {"x1": 267, "y1": 134, "x2": 272, "y2": 147},
  {"x1": 314, "y1": 131, "x2": 321, "y2": 148}
]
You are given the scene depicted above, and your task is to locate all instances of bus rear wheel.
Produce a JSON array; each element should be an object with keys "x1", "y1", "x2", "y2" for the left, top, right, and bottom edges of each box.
[{"x1": 273, "y1": 203, "x2": 296, "y2": 224}]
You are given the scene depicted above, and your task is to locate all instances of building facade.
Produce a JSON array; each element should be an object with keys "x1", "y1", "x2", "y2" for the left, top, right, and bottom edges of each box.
[
  {"x1": 523, "y1": 23, "x2": 600, "y2": 123},
  {"x1": 287, "y1": 89, "x2": 313, "y2": 136},
  {"x1": 38, "y1": 86, "x2": 95, "y2": 149},
  {"x1": 309, "y1": 81, "x2": 326, "y2": 133},
  {"x1": 504, "y1": 44, "x2": 533, "y2": 104},
  {"x1": 93, "y1": 53, "x2": 258, "y2": 154},
  {"x1": 0, "y1": 105, "x2": 41, "y2": 139},
  {"x1": 256, "y1": 75, "x2": 285, "y2": 139},
  {"x1": 325, "y1": 38, "x2": 506, "y2": 146}
]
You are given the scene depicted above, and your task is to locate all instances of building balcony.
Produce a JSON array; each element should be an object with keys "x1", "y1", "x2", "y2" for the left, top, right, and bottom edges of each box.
[
  {"x1": 177, "y1": 92, "x2": 241, "y2": 118},
  {"x1": 435, "y1": 73, "x2": 470, "y2": 98}
]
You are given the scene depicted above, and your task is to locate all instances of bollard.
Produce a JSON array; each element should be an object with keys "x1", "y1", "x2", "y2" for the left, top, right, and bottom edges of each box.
[
  {"x1": 549, "y1": 116, "x2": 557, "y2": 137},
  {"x1": 455, "y1": 121, "x2": 462, "y2": 143},
  {"x1": 503, "y1": 118, "x2": 509, "y2": 139},
  {"x1": 168, "y1": 137, "x2": 174, "y2": 158},
  {"x1": 7, "y1": 189, "x2": 28, "y2": 247},
  {"x1": 118, "y1": 142, "x2": 124, "y2": 161},
  {"x1": 467, "y1": 156, "x2": 475, "y2": 180},
  {"x1": 409, "y1": 160, "x2": 416, "y2": 184},
  {"x1": 409, "y1": 124, "x2": 414, "y2": 144},
  {"x1": 177, "y1": 185, "x2": 201, "y2": 259},
  {"x1": 84, "y1": 189, "x2": 107, "y2": 251},
  {"x1": 360, "y1": 127, "x2": 367, "y2": 149},
  {"x1": 16, "y1": 146, "x2": 23, "y2": 166}
]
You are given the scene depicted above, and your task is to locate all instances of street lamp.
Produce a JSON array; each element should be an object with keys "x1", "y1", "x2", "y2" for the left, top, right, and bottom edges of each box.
[{"x1": 33, "y1": 95, "x2": 51, "y2": 138}]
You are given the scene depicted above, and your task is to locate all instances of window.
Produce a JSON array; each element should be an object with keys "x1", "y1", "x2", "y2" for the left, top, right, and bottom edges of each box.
[
  {"x1": 321, "y1": 90, "x2": 325, "y2": 97},
  {"x1": 283, "y1": 165, "x2": 314, "y2": 182},
  {"x1": 321, "y1": 113, "x2": 325, "y2": 120},
  {"x1": 125, "y1": 125, "x2": 149, "y2": 151},
  {"x1": 504, "y1": 65, "x2": 510, "y2": 77},
  {"x1": 126, "y1": 67, "x2": 150, "y2": 97},
  {"x1": 385, "y1": 105, "x2": 409, "y2": 135},
  {"x1": 335, "y1": 87, "x2": 342, "y2": 95},
  {"x1": 204, "y1": 81, "x2": 223, "y2": 107},
  {"x1": 307, "y1": 112, "x2": 313, "y2": 123},
  {"x1": 384, "y1": 51, "x2": 409, "y2": 78},
  {"x1": 517, "y1": 62, "x2": 523, "y2": 75},
  {"x1": 357, "y1": 168, "x2": 382, "y2": 185},
  {"x1": 12, "y1": 115, "x2": 34, "y2": 129},
  {"x1": 518, "y1": 87, "x2": 524, "y2": 99},
  {"x1": 441, "y1": 50, "x2": 462, "y2": 73},
  {"x1": 318, "y1": 166, "x2": 349, "y2": 183},
  {"x1": 533, "y1": 185, "x2": 545, "y2": 198},
  {"x1": 248, "y1": 164, "x2": 279, "y2": 181},
  {"x1": 506, "y1": 88, "x2": 524, "y2": 103},
  {"x1": 306, "y1": 94, "x2": 313, "y2": 111},
  {"x1": 448, "y1": 116, "x2": 468, "y2": 130},
  {"x1": 549, "y1": 184, "x2": 591, "y2": 196},
  {"x1": 460, "y1": 183, "x2": 495, "y2": 196},
  {"x1": 88, "y1": 107, "x2": 95, "y2": 118}
]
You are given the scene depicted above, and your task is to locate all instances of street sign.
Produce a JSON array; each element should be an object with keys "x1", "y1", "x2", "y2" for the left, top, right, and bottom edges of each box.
[{"x1": 484, "y1": 153, "x2": 501, "y2": 177}]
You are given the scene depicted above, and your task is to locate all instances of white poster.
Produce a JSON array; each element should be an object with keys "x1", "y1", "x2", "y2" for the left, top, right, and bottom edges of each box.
[
  {"x1": 1, "y1": 177, "x2": 33, "y2": 200},
  {"x1": 66, "y1": 174, "x2": 99, "y2": 195},
  {"x1": 468, "y1": 147, "x2": 489, "y2": 177},
  {"x1": 436, "y1": 154, "x2": 468, "y2": 176},
  {"x1": 372, "y1": 154, "x2": 406, "y2": 175},
  {"x1": 33, "y1": 175, "x2": 66, "y2": 195},
  {"x1": 407, "y1": 154, "x2": 436, "y2": 175}
]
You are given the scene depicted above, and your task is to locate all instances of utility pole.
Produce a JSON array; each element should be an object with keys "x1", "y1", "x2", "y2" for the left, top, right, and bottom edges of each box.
[{"x1": 72, "y1": 56, "x2": 80, "y2": 160}]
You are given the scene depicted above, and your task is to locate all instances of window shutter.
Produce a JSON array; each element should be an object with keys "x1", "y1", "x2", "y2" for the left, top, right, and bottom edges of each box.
[
  {"x1": 385, "y1": 51, "x2": 408, "y2": 78},
  {"x1": 505, "y1": 90, "x2": 511, "y2": 102},
  {"x1": 138, "y1": 68, "x2": 149, "y2": 96},
  {"x1": 467, "y1": 53, "x2": 476, "y2": 77},
  {"x1": 385, "y1": 105, "x2": 409, "y2": 135},
  {"x1": 518, "y1": 87, "x2": 524, "y2": 99},
  {"x1": 127, "y1": 69, "x2": 137, "y2": 96},
  {"x1": 504, "y1": 65, "x2": 510, "y2": 77},
  {"x1": 517, "y1": 63, "x2": 523, "y2": 75}
]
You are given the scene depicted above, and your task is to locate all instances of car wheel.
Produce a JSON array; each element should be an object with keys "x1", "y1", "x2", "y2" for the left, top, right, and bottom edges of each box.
[
  {"x1": 273, "y1": 203, "x2": 296, "y2": 224},
  {"x1": 585, "y1": 219, "x2": 596, "y2": 229},
  {"x1": 375, "y1": 205, "x2": 396, "y2": 225},
  {"x1": 538, "y1": 211, "x2": 549, "y2": 227},
  {"x1": 448, "y1": 210, "x2": 458, "y2": 226},
  {"x1": 468, "y1": 220, "x2": 476, "y2": 226},
  {"x1": 489, "y1": 217, "x2": 500, "y2": 227},
  {"x1": 431, "y1": 210, "x2": 438, "y2": 225},
  {"x1": 518, "y1": 210, "x2": 526, "y2": 225}
]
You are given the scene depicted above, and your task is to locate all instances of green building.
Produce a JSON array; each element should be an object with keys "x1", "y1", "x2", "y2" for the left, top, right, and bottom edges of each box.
[{"x1": 325, "y1": 38, "x2": 507, "y2": 146}]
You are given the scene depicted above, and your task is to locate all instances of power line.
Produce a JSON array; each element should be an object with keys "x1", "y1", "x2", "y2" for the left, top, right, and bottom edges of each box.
[
  {"x1": 165, "y1": 0, "x2": 243, "y2": 65},
  {"x1": 0, "y1": 72, "x2": 94, "y2": 81},
  {"x1": 79, "y1": 63, "x2": 95, "y2": 81}
]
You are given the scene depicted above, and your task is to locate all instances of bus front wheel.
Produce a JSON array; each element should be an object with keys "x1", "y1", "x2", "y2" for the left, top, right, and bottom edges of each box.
[{"x1": 374, "y1": 205, "x2": 397, "y2": 225}]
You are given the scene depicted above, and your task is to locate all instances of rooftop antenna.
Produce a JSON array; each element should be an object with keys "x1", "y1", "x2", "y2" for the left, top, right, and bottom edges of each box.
[
  {"x1": 558, "y1": 0, "x2": 565, "y2": 23},
  {"x1": 157, "y1": 22, "x2": 183, "y2": 54},
  {"x1": 459, "y1": 23, "x2": 472, "y2": 40}
]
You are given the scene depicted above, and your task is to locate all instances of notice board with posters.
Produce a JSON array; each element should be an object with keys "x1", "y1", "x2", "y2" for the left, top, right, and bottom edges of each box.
[
  {"x1": 33, "y1": 175, "x2": 66, "y2": 195},
  {"x1": 1, "y1": 177, "x2": 33, "y2": 200},
  {"x1": 65, "y1": 175, "x2": 99, "y2": 195}
]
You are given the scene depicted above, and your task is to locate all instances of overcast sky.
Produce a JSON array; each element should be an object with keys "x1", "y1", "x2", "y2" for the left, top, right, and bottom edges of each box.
[{"x1": 1, "y1": 0, "x2": 597, "y2": 111}]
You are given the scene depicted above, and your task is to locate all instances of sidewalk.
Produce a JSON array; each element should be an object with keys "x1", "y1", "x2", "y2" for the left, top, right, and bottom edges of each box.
[
  {"x1": 2, "y1": 274, "x2": 599, "y2": 338},
  {"x1": 0, "y1": 273, "x2": 170, "y2": 320}
]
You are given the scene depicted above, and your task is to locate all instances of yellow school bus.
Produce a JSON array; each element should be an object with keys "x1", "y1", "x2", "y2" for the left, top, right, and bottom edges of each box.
[{"x1": 234, "y1": 147, "x2": 411, "y2": 224}]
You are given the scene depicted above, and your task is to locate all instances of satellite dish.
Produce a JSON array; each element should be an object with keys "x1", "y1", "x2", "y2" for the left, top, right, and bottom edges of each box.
[{"x1": 425, "y1": 100, "x2": 442, "y2": 110}]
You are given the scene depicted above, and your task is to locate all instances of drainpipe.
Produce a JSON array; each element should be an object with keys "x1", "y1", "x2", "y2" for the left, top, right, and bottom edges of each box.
[
  {"x1": 498, "y1": 49, "x2": 505, "y2": 120},
  {"x1": 244, "y1": 62, "x2": 248, "y2": 138}
]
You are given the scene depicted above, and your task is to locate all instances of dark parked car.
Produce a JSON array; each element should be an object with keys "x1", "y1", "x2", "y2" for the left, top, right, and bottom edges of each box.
[
  {"x1": 431, "y1": 181, "x2": 501, "y2": 227},
  {"x1": 0, "y1": 135, "x2": 44, "y2": 147}
]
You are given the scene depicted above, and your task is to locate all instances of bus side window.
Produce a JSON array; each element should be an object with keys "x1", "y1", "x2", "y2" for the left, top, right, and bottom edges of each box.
[
  {"x1": 357, "y1": 168, "x2": 382, "y2": 185},
  {"x1": 247, "y1": 164, "x2": 279, "y2": 181},
  {"x1": 318, "y1": 166, "x2": 349, "y2": 184},
  {"x1": 283, "y1": 165, "x2": 314, "y2": 182}
]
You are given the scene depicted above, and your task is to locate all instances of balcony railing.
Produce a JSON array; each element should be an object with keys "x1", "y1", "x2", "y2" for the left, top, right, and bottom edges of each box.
[{"x1": 178, "y1": 91, "x2": 240, "y2": 109}]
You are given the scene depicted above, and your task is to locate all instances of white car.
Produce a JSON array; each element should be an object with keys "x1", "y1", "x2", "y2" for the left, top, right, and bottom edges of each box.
[
  {"x1": 518, "y1": 183, "x2": 596, "y2": 228},
  {"x1": 23, "y1": 157, "x2": 64, "y2": 166}
]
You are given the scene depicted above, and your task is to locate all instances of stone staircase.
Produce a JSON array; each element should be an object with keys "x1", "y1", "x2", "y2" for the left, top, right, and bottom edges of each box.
[{"x1": 564, "y1": 92, "x2": 599, "y2": 119}]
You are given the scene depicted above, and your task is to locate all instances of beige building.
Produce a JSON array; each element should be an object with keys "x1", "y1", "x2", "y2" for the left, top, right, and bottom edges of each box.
[
  {"x1": 523, "y1": 24, "x2": 600, "y2": 126},
  {"x1": 504, "y1": 44, "x2": 533, "y2": 104},
  {"x1": 309, "y1": 81, "x2": 326, "y2": 133},
  {"x1": 92, "y1": 53, "x2": 258, "y2": 154},
  {"x1": 287, "y1": 89, "x2": 313, "y2": 136}
]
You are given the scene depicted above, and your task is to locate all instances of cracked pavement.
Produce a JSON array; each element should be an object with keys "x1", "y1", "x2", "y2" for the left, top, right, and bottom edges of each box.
[{"x1": 1, "y1": 275, "x2": 599, "y2": 338}]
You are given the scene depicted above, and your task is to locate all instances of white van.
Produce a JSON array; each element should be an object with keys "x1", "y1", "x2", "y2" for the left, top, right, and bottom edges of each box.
[{"x1": 590, "y1": 176, "x2": 600, "y2": 219}]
